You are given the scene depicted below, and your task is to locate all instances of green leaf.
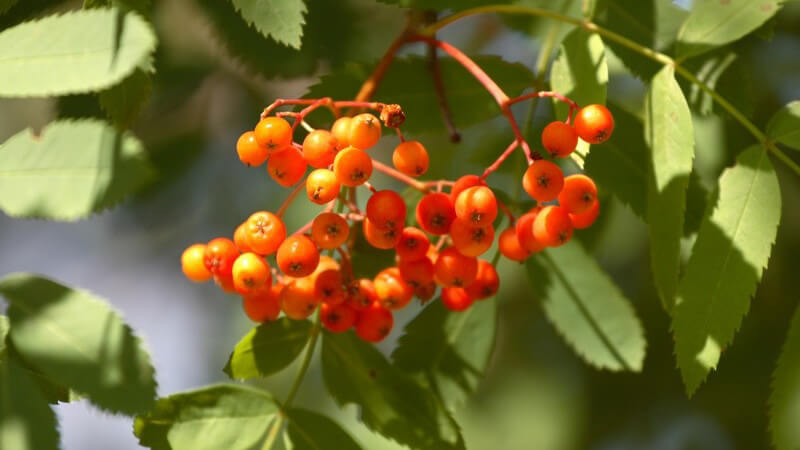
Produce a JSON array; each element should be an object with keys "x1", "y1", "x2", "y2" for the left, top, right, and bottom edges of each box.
[
  {"x1": 0, "y1": 8, "x2": 156, "y2": 97},
  {"x1": 767, "y1": 101, "x2": 800, "y2": 151},
  {"x1": 285, "y1": 408, "x2": 362, "y2": 450},
  {"x1": 676, "y1": 0, "x2": 785, "y2": 60},
  {"x1": 304, "y1": 55, "x2": 534, "y2": 135},
  {"x1": 645, "y1": 65, "x2": 695, "y2": 311},
  {"x1": 392, "y1": 299, "x2": 497, "y2": 412},
  {"x1": 99, "y1": 69, "x2": 152, "y2": 128},
  {"x1": 0, "y1": 273, "x2": 157, "y2": 415},
  {"x1": 770, "y1": 306, "x2": 800, "y2": 450},
  {"x1": 376, "y1": 0, "x2": 508, "y2": 10},
  {"x1": 224, "y1": 318, "x2": 312, "y2": 380},
  {"x1": 0, "y1": 0, "x2": 19, "y2": 15},
  {"x1": 0, "y1": 119, "x2": 154, "y2": 220},
  {"x1": 594, "y1": 0, "x2": 659, "y2": 79},
  {"x1": 0, "y1": 315, "x2": 7, "y2": 354},
  {"x1": 0, "y1": 355, "x2": 59, "y2": 450},
  {"x1": 322, "y1": 331, "x2": 464, "y2": 449},
  {"x1": 525, "y1": 240, "x2": 646, "y2": 372},
  {"x1": 135, "y1": 384, "x2": 278, "y2": 450},
  {"x1": 683, "y1": 50, "x2": 753, "y2": 117},
  {"x1": 230, "y1": 0, "x2": 306, "y2": 49},
  {"x1": 672, "y1": 146, "x2": 781, "y2": 396}
]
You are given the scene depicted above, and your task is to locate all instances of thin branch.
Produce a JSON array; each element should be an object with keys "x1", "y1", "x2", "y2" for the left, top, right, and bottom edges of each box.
[
  {"x1": 481, "y1": 141, "x2": 519, "y2": 180},
  {"x1": 276, "y1": 183, "x2": 304, "y2": 218},
  {"x1": 372, "y1": 159, "x2": 431, "y2": 192},
  {"x1": 427, "y1": 41, "x2": 461, "y2": 142}
]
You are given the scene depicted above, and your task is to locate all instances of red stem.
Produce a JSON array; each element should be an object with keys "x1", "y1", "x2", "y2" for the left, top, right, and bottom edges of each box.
[
  {"x1": 480, "y1": 141, "x2": 518, "y2": 180},
  {"x1": 276, "y1": 183, "x2": 304, "y2": 218},
  {"x1": 497, "y1": 199, "x2": 515, "y2": 225},
  {"x1": 372, "y1": 159, "x2": 430, "y2": 193}
]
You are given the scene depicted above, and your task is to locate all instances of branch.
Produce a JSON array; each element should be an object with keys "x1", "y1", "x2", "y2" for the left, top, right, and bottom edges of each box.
[{"x1": 427, "y1": 41, "x2": 461, "y2": 142}]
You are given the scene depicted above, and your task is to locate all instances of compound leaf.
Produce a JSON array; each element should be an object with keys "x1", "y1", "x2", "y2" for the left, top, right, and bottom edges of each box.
[{"x1": 224, "y1": 318, "x2": 312, "y2": 380}]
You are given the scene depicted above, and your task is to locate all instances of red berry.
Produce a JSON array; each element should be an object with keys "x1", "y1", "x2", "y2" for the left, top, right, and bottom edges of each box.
[
  {"x1": 541, "y1": 121, "x2": 578, "y2": 158},
  {"x1": 450, "y1": 174, "x2": 485, "y2": 204},
  {"x1": 182, "y1": 243, "x2": 212, "y2": 282},
  {"x1": 574, "y1": 104, "x2": 614, "y2": 144},
  {"x1": 454, "y1": 186, "x2": 497, "y2": 227},
  {"x1": 465, "y1": 260, "x2": 499, "y2": 300},
  {"x1": 441, "y1": 287, "x2": 474, "y2": 311},
  {"x1": 203, "y1": 238, "x2": 239, "y2": 277},
  {"x1": 355, "y1": 301, "x2": 394, "y2": 342},
  {"x1": 558, "y1": 174, "x2": 598, "y2": 215},
  {"x1": 277, "y1": 235, "x2": 320, "y2": 278},
  {"x1": 416, "y1": 193, "x2": 456, "y2": 235},
  {"x1": 392, "y1": 140, "x2": 429, "y2": 176},
  {"x1": 532, "y1": 206, "x2": 573, "y2": 247},
  {"x1": 366, "y1": 190, "x2": 406, "y2": 229},
  {"x1": 242, "y1": 284, "x2": 282, "y2": 323},
  {"x1": 321, "y1": 302, "x2": 357, "y2": 333},
  {"x1": 434, "y1": 247, "x2": 478, "y2": 287},
  {"x1": 374, "y1": 267, "x2": 413, "y2": 310},
  {"x1": 522, "y1": 160, "x2": 564, "y2": 202},
  {"x1": 570, "y1": 200, "x2": 600, "y2": 229},
  {"x1": 395, "y1": 227, "x2": 430, "y2": 261}
]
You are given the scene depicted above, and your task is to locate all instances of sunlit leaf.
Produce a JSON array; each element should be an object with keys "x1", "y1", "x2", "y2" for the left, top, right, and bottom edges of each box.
[
  {"x1": 230, "y1": 0, "x2": 306, "y2": 49},
  {"x1": 767, "y1": 101, "x2": 800, "y2": 151},
  {"x1": 285, "y1": 408, "x2": 362, "y2": 450},
  {"x1": 770, "y1": 306, "x2": 800, "y2": 450},
  {"x1": 224, "y1": 318, "x2": 312, "y2": 380}
]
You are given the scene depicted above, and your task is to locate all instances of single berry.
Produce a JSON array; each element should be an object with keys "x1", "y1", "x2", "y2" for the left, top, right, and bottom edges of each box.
[
  {"x1": 450, "y1": 174, "x2": 485, "y2": 204},
  {"x1": 558, "y1": 174, "x2": 598, "y2": 215},
  {"x1": 466, "y1": 260, "x2": 499, "y2": 300},
  {"x1": 392, "y1": 140, "x2": 429, "y2": 176},
  {"x1": 570, "y1": 200, "x2": 600, "y2": 229},
  {"x1": 398, "y1": 256, "x2": 435, "y2": 287},
  {"x1": 533, "y1": 205, "x2": 574, "y2": 247},
  {"x1": 242, "y1": 284, "x2": 282, "y2": 323},
  {"x1": 363, "y1": 218, "x2": 401, "y2": 250},
  {"x1": 330, "y1": 117, "x2": 352, "y2": 150},
  {"x1": 314, "y1": 268, "x2": 345, "y2": 305},
  {"x1": 280, "y1": 277, "x2": 319, "y2": 320},
  {"x1": 254, "y1": 117, "x2": 293, "y2": 152},
  {"x1": 541, "y1": 121, "x2": 578, "y2": 158},
  {"x1": 366, "y1": 190, "x2": 406, "y2": 229},
  {"x1": 268, "y1": 148, "x2": 307, "y2": 187},
  {"x1": 236, "y1": 131, "x2": 269, "y2": 166},
  {"x1": 348, "y1": 113, "x2": 382, "y2": 149},
  {"x1": 302, "y1": 129, "x2": 338, "y2": 168},
  {"x1": 574, "y1": 104, "x2": 614, "y2": 144},
  {"x1": 234, "y1": 223, "x2": 254, "y2": 253},
  {"x1": 449, "y1": 218, "x2": 494, "y2": 257},
  {"x1": 434, "y1": 247, "x2": 478, "y2": 287},
  {"x1": 311, "y1": 212, "x2": 350, "y2": 249},
  {"x1": 321, "y1": 302, "x2": 357, "y2": 333},
  {"x1": 515, "y1": 209, "x2": 546, "y2": 253},
  {"x1": 454, "y1": 185, "x2": 498, "y2": 227},
  {"x1": 333, "y1": 146, "x2": 373, "y2": 187},
  {"x1": 306, "y1": 168, "x2": 340, "y2": 205},
  {"x1": 346, "y1": 278, "x2": 378, "y2": 311},
  {"x1": 244, "y1": 211, "x2": 286, "y2": 255},
  {"x1": 232, "y1": 252, "x2": 271, "y2": 295},
  {"x1": 522, "y1": 160, "x2": 564, "y2": 202},
  {"x1": 441, "y1": 287, "x2": 474, "y2": 312},
  {"x1": 395, "y1": 227, "x2": 430, "y2": 261},
  {"x1": 182, "y1": 243, "x2": 212, "y2": 282},
  {"x1": 374, "y1": 267, "x2": 413, "y2": 310},
  {"x1": 203, "y1": 238, "x2": 239, "y2": 277},
  {"x1": 311, "y1": 255, "x2": 341, "y2": 280},
  {"x1": 415, "y1": 282, "x2": 437, "y2": 302},
  {"x1": 416, "y1": 192, "x2": 456, "y2": 235},
  {"x1": 355, "y1": 301, "x2": 394, "y2": 342},
  {"x1": 277, "y1": 235, "x2": 320, "y2": 278},
  {"x1": 498, "y1": 227, "x2": 530, "y2": 262}
]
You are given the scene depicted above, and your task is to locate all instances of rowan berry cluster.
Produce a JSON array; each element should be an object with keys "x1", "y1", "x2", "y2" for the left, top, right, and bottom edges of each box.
[{"x1": 180, "y1": 98, "x2": 613, "y2": 343}]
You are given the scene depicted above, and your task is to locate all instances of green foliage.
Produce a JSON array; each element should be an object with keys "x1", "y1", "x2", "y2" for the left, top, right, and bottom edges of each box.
[
  {"x1": 321, "y1": 331, "x2": 464, "y2": 449},
  {"x1": 99, "y1": 69, "x2": 153, "y2": 128},
  {"x1": 770, "y1": 307, "x2": 800, "y2": 450},
  {"x1": 393, "y1": 299, "x2": 497, "y2": 411},
  {"x1": 0, "y1": 352, "x2": 60, "y2": 450},
  {"x1": 230, "y1": 0, "x2": 306, "y2": 49},
  {"x1": 0, "y1": 273, "x2": 157, "y2": 415},
  {"x1": 285, "y1": 408, "x2": 363, "y2": 450},
  {"x1": 134, "y1": 384, "x2": 278, "y2": 450},
  {"x1": 224, "y1": 318, "x2": 312, "y2": 380},
  {"x1": 593, "y1": 0, "x2": 659, "y2": 79},
  {"x1": 0, "y1": 0, "x2": 19, "y2": 15},
  {"x1": 676, "y1": 0, "x2": 785, "y2": 60},
  {"x1": 526, "y1": 240, "x2": 646, "y2": 372},
  {"x1": 645, "y1": 65, "x2": 695, "y2": 311},
  {"x1": 672, "y1": 146, "x2": 781, "y2": 396},
  {"x1": 767, "y1": 101, "x2": 800, "y2": 151},
  {"x1": 0, "y1": 119, "x2": 154, "y2": 220},
  {"x1": 304, "y1": 55, "x2": 535, "y2": 135},
  {"x1": 683, "y1": 50, "x2": 753, "y2": 117},
  {"x1": 377, "y1": 0, "x2": 511, "y2": 10},
  {"x1": 0, "y1": 8, "x2": 156, "y2": 97}
]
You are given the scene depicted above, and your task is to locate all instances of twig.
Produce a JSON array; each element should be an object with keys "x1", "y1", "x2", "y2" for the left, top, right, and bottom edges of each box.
[{"x1": 427, "y1": 41, "x2": 461, "y2": 142}]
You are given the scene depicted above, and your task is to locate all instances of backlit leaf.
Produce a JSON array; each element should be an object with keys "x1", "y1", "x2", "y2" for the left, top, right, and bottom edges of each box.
[
  {"x1": 224, "y1": 318, "x2": 312, "y2": 380},
  {"x1": 0, "y1": 354, "x2": 59, "y2": 450},
  {"x1": 770, "y1": 306, "x2": 800, "y2": 450},
  {"x1": 230, "y1": 0, "x2": 306, "y2": 49}
]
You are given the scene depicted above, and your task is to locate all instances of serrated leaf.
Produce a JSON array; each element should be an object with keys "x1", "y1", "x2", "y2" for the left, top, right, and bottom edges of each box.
[
  {"x1": 0, "y1": 8, "x2": 156, "y2": 97},
  {"x1": 0, "y1": 273, "x2": 157, "y2": 415},
  {"x1": 770, "y1": 306, "x2": 800, "y2": 450},
  {"x1": 645, "y1": 65, "x2": 695, "y2": 311},
  {"x1": 230, "y1": 0, "x2": 306, "y2": 49},
  {"x1": 594, "y1": 0, "x2": 660, "y2": 79},
  {"x1": 304, "y1": 55, "x2": 534, "y2": 135},
  {"x1": 322, "y1": 331, "x2": 464, "y2": 449},
  {"x1": 0, "y1": 354, "x2": 59, "y2": 450},
  {"x1": 224, "y1": 318, "x2": 312, "y2": 380},
  {"x1": 135, "y1": 384, "x2": 278, "y2": 450},
  {"x1": 672, "y1": 146, "x2": 781, "y2": 396},
  {"x1": 683, "y1": 50, "x2": 753, "y2": 117},
  {"x1": 285, "y1": 408, "x2": 362, "y2": 450},
  {"x1": 99, "y1": 69, "x2": 152, "y2": 128},
  {"x1": 0, "y1": 119, "x2": 154, "y2": 220},
  {"x1": 676, "y1": 0, "x2": 784, "y2": 60},
  {"x1": 525, "y1": 240, "x2": 646, "y2": 372},
  {"x1": 392, "y1": 299, "x2": 497, "y2": 412},
  {"x1": 767, "y1": 101, "x2": 800, "y2": 151},
  {"x1": 84, "y1": 0, "x2": 151, "y2": 14}
]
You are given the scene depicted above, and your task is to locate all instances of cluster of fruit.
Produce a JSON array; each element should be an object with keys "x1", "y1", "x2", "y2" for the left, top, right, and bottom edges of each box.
[{"x1": 180, "y1": 100, "x2": 613, "y2": 342}]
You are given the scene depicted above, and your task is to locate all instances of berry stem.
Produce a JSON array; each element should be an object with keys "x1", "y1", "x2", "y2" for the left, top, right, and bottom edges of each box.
[
  {"x1": 276, "y1": 183, "x2": 304, "y2": 218},
  {"x1": 372, "y1": 159, "x2": 431, "y2": 193},
  {"x1": 506, "y1": 91, "x2": 579, "y2": 111},
  {"x1": 354, "y1": 31, "x2": 411, "y2": 102},
  {"x1": 336, "y1": 247, "x2": 355, "y2": 282},
  {"x1": 480, "y1": 140, "x2": 519, "y2": 180},
  {"x1": 497, "y1": 198, "x2": 515, "y2": 225},
  {"x1": 427, "y1": 40, "x2": 461, "y2": 143}
]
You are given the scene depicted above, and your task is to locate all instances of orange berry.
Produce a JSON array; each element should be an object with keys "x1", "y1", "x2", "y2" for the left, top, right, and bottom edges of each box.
[
  {"x1": 498, "y1": 227, "x2": 529, "y2": 262},
  {"x1": 541, "y1": 121, "x2": 578, "y2": 158},
  {"x1": 515, "y1": 209, "x2": 546, "y2": 253},
  {"x1": 395, "y1": 227, "x2": 430, "y2": 261},
  {"x1": 311, "y1": 212, "x2": 349, "y2": 249},
  {"x1": 415, "y1": 282, "x2": 437, "y2": 302},
  {"x1": 450, "y1": 174, "x2": 485, "y2": 204},
  {"x1": 374, "y1": 267, "x2": 413, "y2": 310},
  {"x1": 242, "y1": 284, "x2": 282, "y2": 323},
  {"x1": 398, "y1": 256, "x2": 434, "y2": 287},
  {"x1": 333, "y1": 146, "x2": 373, "y2": 187},
  {"x1": 302, "y1": 129, "x2": 338, "y2": 168},
  {"x1": 321, "y1": 302, "x2": 357, "y2": 333},
  {"x1": 182, "y1": 243, "x2": 212, "y2": 282},
  {"x1": 254, "y1": 117, "x2": 293, "y2": 152},
  {"x1": 441, "y1": 287, "x2": 474, "y2": 311},
  {"x1": 366, "y1": 190, "x2": 406, "y2": 229},
  {"x1": 346, "y1": 278, "x2": 378, "y2": 311},
  {"x1": 244, "y1": 211, "x2": 286, "y2": 255},
  {"x1": 234, "y1": 223, "x2": 253, "y2": 253},
  {"x1": 280, "y1": 277, "x2": 319, "y2": 320},
  {"x1": 450, "y1": 218, "x2": 494, "y2": 257},
  {"x1": 362, "y1": 218, "x2": 401, "y2": 250},
  {"x1": 434, "y1": 247, "x2": 478, "y2": 287},
  {"x1": 236, "y1": 131, "x2": 269, "y2": 166},
  {"x1": 533, "y1": 206, "x2": 574, "y2": 247},
  {"x1": 203, "y1": 238, "x2": 239, "y2": 277},
  {"x1": 214, "y1": 273, "x2": 236, "y2": 293},
  {"x1": 570, "y1": 200, "x2": 600, "y2": 229},
  {"x1": 355, "y1": 301, "x2": 393, "y2": 342},
  {"x1": 314, "y1": 269, "x2": 345, "y2": 305},
  {"x1": 330, "y1": 117, "x2": 352, "y2": 150},
  {"x1": 454, "y1": 185, "x2": 497, "y2": 227},
  {"x1": 392, "y1": 140, "x2": 429, "y2": 176},
  {"x1": 232, "y1": 252, "x2": 271, "y2": 295},
  {"x1": 416, "y1": 193, "x2": 456, "y2": 235},
  {"x1": 306, "y1": 168, "x2": 340, "y2": 205},
  {"x1": 348, "y1": 113, "x2": 381, "y2": 149},
  {"x1": 574, "y1": 104, "x2": 614, "y2": 144},
  {"x1": 268, "y1": 147, "x2": 307, "y2": 187},
  {"x1": 466, "y1": 260, "x2": 499, "y2": 300},
  {"x1": 522, "y1": 160, "x2": 564, "y2": 202},
  {"x1": 311, "y1": 255, "x2": 341, "y2": 281},
  {"x1": 558, "y1": 174, "x2": 598, "y2": 215},
  {"x1": 277, "y1": 235, "x2": 320, "y2": 278}
]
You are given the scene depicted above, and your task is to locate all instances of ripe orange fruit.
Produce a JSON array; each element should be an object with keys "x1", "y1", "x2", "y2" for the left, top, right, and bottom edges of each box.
[
  {"x1": 541, "y1": 121, "x2": 578, "y2": 158},
  {"x1": 306, "y1": 168, "x2": 340, "y2": 205},
  {"x1": 280, "y1": 277, "x2": 319, "y2": 320},
  {"x1": 374, "y1": 267, "x2": 413, "y2": 310},
  {"x1": 355, "y1": 301, "x2": 393, "y2": 342},
  {"x1": 233, "y1": 223, "x2": 253, "y2": 253},
  {"x1": 532, "y1": 205, "x2": 574, "y2": 247},
  {"x1": 395, "y1": 227, "x2": 430, "y2": 261},
  {"x1": 232, "y1": 252, "x2": 271, "y2": 295},
  {"x1": 570, "y1": 200, "x2": 600, "y2": 229},
  {"x1": 302, "y1": 129, "x2": 338, "y2": 168},
  {"x1": 498, "y1": 227, "x2": 529, "y2": 262},
  {"x1": 398, "y1": 256, "x2": 435, "y2": 287},
  {"x1": 416, "y1": 193, "x2": 456, "y2": 235},
  {"x1": 242, "y1": 284, "x2": 282, "y2": 323},
  {"x1": 466, "y1": 260, "x2": 499, "y2": 299},
  {"x1": 362, "y1": 218, "x2": 401, "y2": 250},
  {"x1": 392, "y1": 140, "x2": 429, "y2": 176},
  {"x1": 277, "y1": 235, "x2": 320, "y2": 278},
  {"x1": 333, "y1": 146, "x2": 373, "y2": 187},
  {"x1": 330, "y1": 117, "x2": 352, "y2": 150},
  {"x1": 522, "y1": 160, "x2": 564, "y2": 202},
  {"x1": 321, "y1": 302, "x2": 357, "y2": 333},
  {"x1": 311, "y1": 212, "x2": 349, "y2": 249},
  {"x1": 434, "y1": 247, "x2": 478, "y2": 287},
  {"x1": 346, "y1": 278, "x2": 378, "y2": 311},
  {"x1": 454, "y1": 185, "x2": 497, "y2": 226},
  {"x1": 236, "y1": 131, "x2": 269, "y2": 166},
  {"x1": 441, "y1": 287, "x2": 474, "y2": 311},
  {"x1": 182, "y1": 243, "x2": 212, "y2": 282},
  {"x1": 450, "y1": 174, "x2": 485, "y2": 204},
  {"x1": 244, "y1": 211, "x2": 286, "y2": 255},
  {"x1": 314, "y1": 268, "x2": 345, "y2": 305},
  {"x1": 254, "y1": 117, "x2": 293, "y2": 152},
  {"x1": 558, "y1": 174, "x2": 598, "y2": 215},
  {"x1": 366, "y1": 190, "x2": 406, "y2": 229},
  {"x1": 449, "y1": 218, "x2": 494, "y2": 257},
  {"x1": 267, "y1": 148, "x2": 307, "y2": 187},
  {"x1": 515, "y1": 209, "x2": 546, "y2": 253},
  {"x1": 348, "y1": 113, "x2": 382, "y2": 149},
  {"x1": 574, "y1": 104, "x2": 614, "y2": 144},
  {"x1": 203, "y1": 238, "x2": 239, "y2": 277}
]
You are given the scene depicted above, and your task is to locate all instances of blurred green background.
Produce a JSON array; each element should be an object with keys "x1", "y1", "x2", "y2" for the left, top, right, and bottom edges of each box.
[{"x1": 1, "y1": 0, "x2": 799, "y2": 449}]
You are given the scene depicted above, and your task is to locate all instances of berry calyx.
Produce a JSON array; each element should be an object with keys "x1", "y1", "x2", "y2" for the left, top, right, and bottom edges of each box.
[
  {"x1": 522, "y1": 160, "x2": 564, "y2": 202},
  {"x1": 244, "y1": 211, "x2": 286, "y2": 255},
  {"x1": 276, "y1": 235, "x2": 320, "y2": 278},
  {"x1": 449, "y1": 218, "x2": 494, "y2": 257},
  {"x1": 366, "y1": 190, "x2": 406, "y2": 229},
  {"x1": 541, "y1": 121, "x2": 578, "y2": 158},
  {"x1": 321, "y1": 302, "x2": 357, "y2": 333},
  {"x1": 395, "y1": 227, "x2": 430, "y2": 261},
  {"x1": 416, "y1": 192, "x2": 456, "y2": 235},
  {"x1": 363, "y1": 218, "x2": 401, "y2": 250},
  {"x1": 203, "y1": 238, "x2": 239, "y2": 277},
  {"x1": 434, "y1": 247, "x2": 478, "y2": 287},
  {"x1": 392, "y1": 140, "x2": 429, "y2": 176},
  {"x1": 182, "y1": 243, "x2": 212, "y2": 282},
  {"x1": 374, "y1": 267, "x2": 413, "y2": 310},
  {"x1": 346, "y1": 278, "x2": 378, "y2": 311},
  {"x1": 268, "y1": 148, "x2": 307, "y2": 187},
  {"x1": 574, "y1": 104, "x2": 614, "y2": 144},
  {"x1": 314, "y1": 268, "x2": 345, "y2": 305}
]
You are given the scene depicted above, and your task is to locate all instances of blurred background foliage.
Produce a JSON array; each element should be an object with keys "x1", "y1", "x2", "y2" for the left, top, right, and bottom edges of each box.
[{"x1": 1, "y1": 0, "x2": 799, "y2": 449}]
